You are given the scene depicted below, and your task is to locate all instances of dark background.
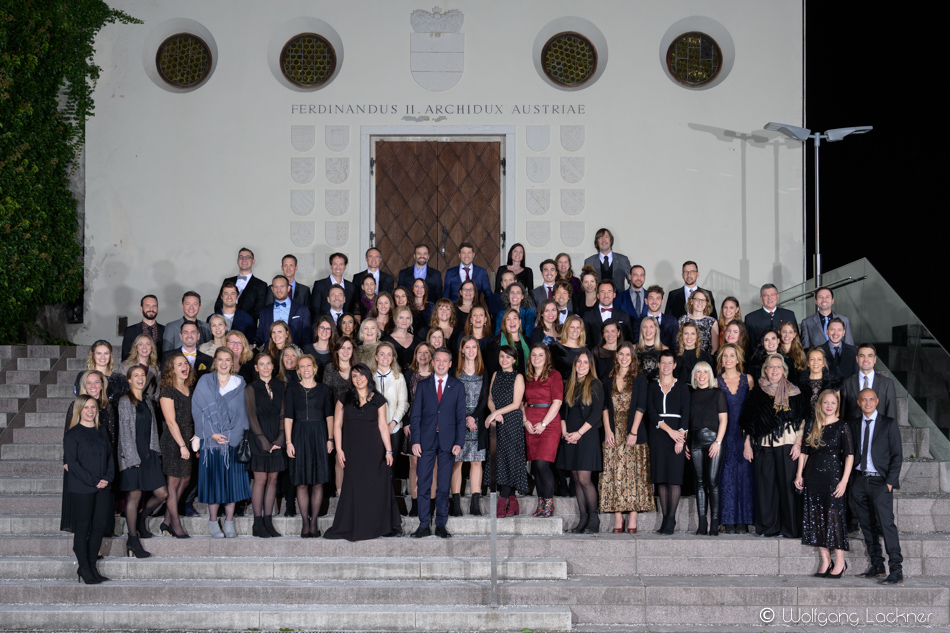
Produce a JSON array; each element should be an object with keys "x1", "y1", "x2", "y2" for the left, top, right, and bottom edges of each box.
[{"x1": 806, "y1": 4, "x2": 943, "y2": 346}]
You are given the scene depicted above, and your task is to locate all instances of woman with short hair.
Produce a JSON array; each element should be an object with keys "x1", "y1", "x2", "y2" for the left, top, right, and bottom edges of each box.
[
  {"x1": 687, "y1": 361, "x2": 728, "y2": 536},
  {"x1": 646, "y1": 350, "x2": 690, "y2": 535}
]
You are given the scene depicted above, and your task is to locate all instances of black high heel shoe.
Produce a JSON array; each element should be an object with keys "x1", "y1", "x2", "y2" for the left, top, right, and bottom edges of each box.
[
  {"x1": 827, "y1": 561, "x2": 848, "y2": 579},
  {"x1": 90, "y1": 562, "x2": 110, "y2": 582},
  {"x1": 126, "y1": 536, "x2": 151, "y2": 559},
  {"x1": 77, "y1": 567, "x2": 101, "y2": 585},
  {"x1": 160, "y1": 522, "x2": 172, "y2": 537},
  {"x1": 813, "y1": 561, "x2": 832, "y2": 578}
]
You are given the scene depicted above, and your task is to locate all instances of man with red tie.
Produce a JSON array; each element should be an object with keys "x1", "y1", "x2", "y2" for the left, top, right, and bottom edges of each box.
[
  {"x1": 531, "y1": 259, "x2": 558, "y2": 308},
  {"x1": 409, "y1": 348, "x2": 467, "y2": 538},
  {"x1": 582, "y1": 279, "x2": 633, "y2": 346}
]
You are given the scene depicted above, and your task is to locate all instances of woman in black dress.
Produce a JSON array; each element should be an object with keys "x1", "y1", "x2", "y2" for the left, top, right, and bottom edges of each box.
[
  {"x1": 556, "y1": 348, "x2": 605, "y2": 533},
  {"x1": 73, "y1": 339, "x2": 129, "y2": 404},
  {"x1": 798, "y1": 348, "x2": 841, "y2": 418},
  {"x1": 304, "y1": 315, "x2": 337, "y2": 377},
  {"x1": 495, "y1": 242, "x2": 533, "y2": 293},
  {"x1": 795, "y1": 389, "x2": 854, "y2": 578},
  {"x1": 383, "y1": 306, "x2": 421, "y2": 370},
  {"x1": 63, "y1": 395, "x2": 114, "y2": 584},
  {"x1": 225, "y1": 330, "x2": 256, "y2": 384},
  {"x1": 284, "y1": 354, "x2": 334, "y2": 538},
  {"x1": 551, "y1": 315, "x2": 585, "y2": 380},
  {"x1": 647, "y1": 350, "x2": 690, "y2": 534},
  {"x1": 247, "y1": 352, "x2": 288, "y2": 538},
  {"x1": 676, "y1": 322, "x2": 715, "y2": 383},
  {"x1": 158, "y1": 353, "x2": 195, "y2": 538},
  {"x1": 636, "y1": 317, "x2": 667, "y2": 382},
  {"x1": 279, "y1": 345, "x2": 303, "y2": 384},
  {"x1": 324, "y1": 364, "x2": 402, "y2": 540},
  {"x1": 117, "y1": 365, "x2": 167, "y2": 558},
  {"x1": 591, "y1": 319, "x2": 621, "y2": 381},
  {"x1": 483, "y1": 345, "x2": 528, "y2": 517},
  {"x1": 403, "y1": 342, "x2": 435, "y2": 516},
  {"x1": 488, "y1": 309, "x2": 530, "y2": 376},
  {"x1": 687, "y1": 361, "x2": 728, "y2": 536}
]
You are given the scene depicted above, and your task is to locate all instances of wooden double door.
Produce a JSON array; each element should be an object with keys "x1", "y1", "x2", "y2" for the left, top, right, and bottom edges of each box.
[{"x1": 374, "y1": 140, "x2": 502, "y2": 280}]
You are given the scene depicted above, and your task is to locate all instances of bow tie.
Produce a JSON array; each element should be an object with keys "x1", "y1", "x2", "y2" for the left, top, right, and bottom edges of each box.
[
  {"x1": 275, "y1": 301, "x2": 286, "y2": 308},
  {"x1": 183, "y1": 351, "x2": 196, "y2": 357},
  {"x1": 238, "y1": 275, "x2": 248, "y2": 281},
  {"x1": 601, "y1": 307, "x2": 612, "y2": 313},
  {"x1": 560, "y1": 310, "x2": 567, "y2": 316}
]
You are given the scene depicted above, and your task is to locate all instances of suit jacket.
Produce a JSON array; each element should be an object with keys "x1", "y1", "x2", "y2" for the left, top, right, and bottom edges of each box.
[
  {"x1": 532, "y1": 284, "x2": 555, "y2": 309},
  {"x1": 821, "y1": 340, "x2": 858, "y2": 381},
  {"x1": 583, "y1": 252, "x2": 631, "y2": 292},
  {"x1": 850, "y1": 414, "x2": 902, "y2": 490},
  {"x1": 161, "y1": 348, "x2": 213, "y2": 381},
  {"x1": 397, "y1": 266, "x2": 443, "y2": 301},
  {"x1": 443, "y1": 264, "x2": 492, "y2": 302},
  {"x1": 264, "y1": 281, "x2": 312, "y2": 312},
  {"x1": 800, "y1": 311, "x2": 854, "y2": 349},
  {"x1": 841, "y1": 372, "x2": 897, "y2": 422},
  {"x1": 614, "y1": 287, "x2": 649, "y2": 320},
  {"x1": 256, "y1": 301, "x2": 312, "y2": 348},
  {"x1": 209, "y1": 309, "x2": 256, "y2": 342},
  {"x1": 583, "y1": 305, "x2": 634, "y2": 347},
  {"x1": 214, "y1": 275, "x2": 268, "y2": 322},
  {"x1": 665, "y1": 286, "x2": 718, "y2": 321},
  {"x1": 162, "y1": 317, "x2": 213, "y2": 352},
  {"x1": 744, "y1": 307, "x2": 796, "y2": 346},
  {"x1": 409, "y1": 374, "x2": 467, "y2": 452},
  {"x1": 310, "y1": 277, "x2": 356, "y2": 318},
  {"x1": 121, "y1": 321, "x2": 165, "y2": 364},
  {"x1": 352, "y1": 269, "x2": 395, "y2": 296},
  {"x1": 635, "y1": 313, "x2": 679, "y2": 353}
]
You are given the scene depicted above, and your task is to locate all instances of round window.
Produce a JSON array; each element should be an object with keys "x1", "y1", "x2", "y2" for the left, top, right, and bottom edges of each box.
[
  {"x1": 666, "y1": 32, "x2": 721, "y2": 87},
  {"x1": 542, "y1": 32, "x2": 597, "y2": 88},
  {"x1": 280, "y1": 33, "x2": 337, "y2": 88},
  {"x1": 156, "y1": 33, "x2": 212, "y2": 88}
]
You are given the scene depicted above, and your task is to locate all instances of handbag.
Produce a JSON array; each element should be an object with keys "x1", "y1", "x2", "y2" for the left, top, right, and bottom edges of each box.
[{"x1": 235, "y1": 430, "x2": 252, "y2": 464}]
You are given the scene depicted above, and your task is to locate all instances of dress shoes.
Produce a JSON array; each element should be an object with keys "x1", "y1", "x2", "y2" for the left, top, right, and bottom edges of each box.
[
  {"x1": 434, "y1": 526, "x2": 452, "y2": 538},
  {"x1": 881, "y1": 571, "x2": 904, "y2": 585},
  {"x1": 856, "y1": 566, "x2": 886, "y2": 578},
  {"x1": 410, "y1": 526, "x2": 431, "y2": 538}
]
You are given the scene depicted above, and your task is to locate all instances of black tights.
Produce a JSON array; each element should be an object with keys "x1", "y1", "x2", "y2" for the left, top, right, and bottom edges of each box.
[
  {"x1": 252, "y1": 471, "x2": 279, "y2": 517},
  {"x1": 572, "y1": 470, "x2": 597, "y2": 515},
  {"x1": 125, "y1": 487, "x2": 167, "y2": 536},
  {"x1": 533, "y1": 460, "x2": 555, "y2": 498},
  {"x1": 499, "y1": 485, "x2": 514, "y2": 498},
  {"x1": 163, "y1": 476, "x2": 189, "y2": 535},
  {"x1": 296, "y1": 484, "x2": 324, "y2": 532},
  {"x1": 657, "y1": 483, "x2": 681, "y2": 520}
]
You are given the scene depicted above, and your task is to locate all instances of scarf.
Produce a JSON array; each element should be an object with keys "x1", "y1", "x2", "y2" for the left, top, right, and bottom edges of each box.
[{"x1": 758, "y1": 377, "x2": 801, "y2": 411}]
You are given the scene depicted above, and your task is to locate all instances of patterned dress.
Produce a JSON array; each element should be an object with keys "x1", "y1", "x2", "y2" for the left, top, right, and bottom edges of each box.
[
  {"x1": 456, "y1": 371, "x2": 486, "y2": 462},
  {"x1": 679, "y1": 315, "x2": 717, "y2": 355},
  {"x1": 482, "y1": 370, "x2": 529, "y2": 494},
  {"x1": 801, "y1": 421, "x2": 853, "y2": 550},
  {"x1": 599, "y1": 382, "x2": 655, "y2": 513}
]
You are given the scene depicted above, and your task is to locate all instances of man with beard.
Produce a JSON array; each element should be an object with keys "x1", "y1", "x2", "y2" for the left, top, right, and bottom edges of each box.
[{"x1": 122, "y1": 295, "x2": 165, "y2": 362}]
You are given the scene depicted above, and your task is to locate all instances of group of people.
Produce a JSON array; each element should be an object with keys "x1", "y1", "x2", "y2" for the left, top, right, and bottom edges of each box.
[{"x1": 61, "y1": 233, "x2": 904, "y2": 586}]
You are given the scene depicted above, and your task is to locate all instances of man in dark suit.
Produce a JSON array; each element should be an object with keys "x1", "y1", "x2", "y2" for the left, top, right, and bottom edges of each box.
[
  {"x1": 163, "y1": 322, "x2": 212, "y2": 380},
  {"x1": 311, "y1": 252, "x2": 356, "y2": 317},
  {"x1": 820, "y1": 318, "x2": 858, "y2": 380},
  {"x1": 409, "y1": 347, "x2": 466, "y2": 538},
  {"x1": 212, "y1": 281, "x2": 256, "y2": 342},
  {"x1": 637, "y1": 285, "x2": 678, "y2": 352},
  {"x1": 552, "y1": 280, "x2": 576, "y2": 326},
  {"x1": 443, "y1": 242, "x2": 492, "y2": 302},
  {"x1": 532, "y1": 259, "x2": 559, "y2": 308},
  {"x1": 744, "y1": 283, "x2": 796, "y2": 346},
  {"x1": 583, "y1": 227, "x2": 631, "y2": 292},
  {"x1": 665, "y1": 261, "x2": 718, "y2": 321},
  {"x1": 583, "y1": 279, "x2": 633, "y2": 346},
  {"x1": 162, "y1": 291, "x2": 212, "y2": 352},
  {"x1": 799, "y1": 286, "x2": 854, "y2": 348},
  {"x1": 256, "y1": 275, "x2": 312, "y2": 348},
  {"x1": 397, "y1": 243, "x2": 443, "y2": 301},
  {"x1": 213, "y1": 247, "x2": 268, "y2": 322},
  {"x1": 264, "y1": 254, "x2": 312, "y2": 312},
  {"x1": 352, "y1": 247, "x2": 395, "y2": 297},
  {"x1": 850, "y1": 389, "x2": 904, "y2": 584},
  {"x1": 122, "y1": 294, "x2": 165, "y2": 363},
  {"x1": 615, "y1": 265, "x2": 649, "y2": 320},
  {"x1": 841, "y1": 344, "x2": 896, "y2": 421}
]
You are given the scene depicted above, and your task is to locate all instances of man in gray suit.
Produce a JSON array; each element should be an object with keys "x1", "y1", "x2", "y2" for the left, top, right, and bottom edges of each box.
[
  {"x1": 584, "y1": 228, "x2": 631, "y2": 293},
  {"x1": 841, "y1": 344, "x2": 897, "y2": 421},
  {"x1": 800, "y1": 286, "x2": 854, "y2": 348},
  {"x1": 532, "y1": 259, "x2": 559, "y2": 308}
]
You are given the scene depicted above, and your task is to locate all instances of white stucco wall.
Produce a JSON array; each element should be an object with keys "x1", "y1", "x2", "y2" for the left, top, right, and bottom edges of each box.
[{"x1": 75, "y1": 0, "x2": 804, "y2": 343}]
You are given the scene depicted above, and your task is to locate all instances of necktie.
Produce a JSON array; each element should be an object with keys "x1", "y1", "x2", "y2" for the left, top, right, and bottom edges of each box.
[
  {"x1": 332, "y1": 311, "x2": 340, "y2": 324},
  {"x1": 834, "y1": 346, "x2": 840, "y2": 362},
  {"x1": 464, "y1": 267, "x2": 470, "y2": 281},
  {"x1": 863, "y1": 374, "x2": 870, "y2": 390},
  {"x1": 603, "y1": 256, "x2": 610, "y2": 268},
  {"x1": 437, "y1": 378, "x2": 443, "y2": 402},
  {"x1": 289, "y1": 285, "x2": 294, "y2": 301},
  {"x1": 547, "y1": 286, "x2": 552, "y2": 299},
  {"x1": 861, "y1": 419, "x2": 872, "y2": 471},
  {"x1": 634, "y1": 290, "x2": 642, "y2": 315},
  {"x1": 823, "y1": 315, "x2": 830, "y2": 339}
]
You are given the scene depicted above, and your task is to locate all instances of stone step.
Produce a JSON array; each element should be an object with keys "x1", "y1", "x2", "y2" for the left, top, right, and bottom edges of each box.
[
  {"x1": 0, "y1": 603, "x2": 572, "y2": 632},
  {"x1": 0, "y1": 461, "x2": 65, "y2": 477},
  {"x1": 0, "y1": 442, "x2": 61, "y2": 461},
  {"x1": 17, "y1": 357, "x2": 51, "y2": 371},
  {"x1": 57, "y1": 369, "x2": 78, "y2": 384},
  {"x1": 0, "y1": 478, "x2": 62, "y2": 495},
  {"x1": 35, "y1": 397, "x2": 75, "y2": 412},
  {"x1": 0, "y1": 495, "x2": 63, "y2": 514},
  {"x1": 66, "y1": 358, "x2": 87, "y2": 371},
  {"x1": 0, "y1": 384, "x2": 30, "y2": 399},
  {"x1": 0, "y1": 397, "x2": 23, "y2": 414},
  {"x1": 25, "y1": 412, "x2": 66, "y2": 427},
  {"x1": 3, "y1": 370, "x2": 41, "y2": 384},
  {"x1": 0, "y1": 555, "x2": 567, "y2": 581},
  {"x1": 26, "y1": 345, "x2": 64, "y2": 358},
  {"x1": 0, "y1": 413, "x2": 6, "y2": 429},
  {"x1": 10, "y1": 427, "x2": 63, "y2": 443},
  {"x1": 46, "y1": 384, "x2": 75, "y2": 399}
]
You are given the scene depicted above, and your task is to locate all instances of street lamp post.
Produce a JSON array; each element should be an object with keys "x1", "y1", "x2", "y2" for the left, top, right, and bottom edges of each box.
[{"x1": 764, "y1": 123, "x2": 872, "y2": 288}]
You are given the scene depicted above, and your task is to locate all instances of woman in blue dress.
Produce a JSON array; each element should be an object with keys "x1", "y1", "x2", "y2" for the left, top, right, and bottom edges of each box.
[{"x1": 715, "y1": 343, "x2": 755, "y2": 533}]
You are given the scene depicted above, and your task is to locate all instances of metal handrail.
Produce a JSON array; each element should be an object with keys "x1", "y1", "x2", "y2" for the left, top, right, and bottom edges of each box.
[
  {"x1": 488, "y1": 418, "x2": 498, "y2": 607},
  {"x1": 777, "y1": 275, "x2": 867, "y2": 306}
]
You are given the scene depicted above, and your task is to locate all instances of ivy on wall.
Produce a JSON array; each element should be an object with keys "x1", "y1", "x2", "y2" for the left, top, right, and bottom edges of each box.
[{"x1": 0, "y1": 0, "x2": 138, "y2": 343}]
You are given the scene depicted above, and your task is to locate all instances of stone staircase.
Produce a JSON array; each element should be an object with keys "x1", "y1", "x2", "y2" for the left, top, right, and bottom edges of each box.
[{"x1": 2, "y1": 345, "x2": 950, "y2": 631}]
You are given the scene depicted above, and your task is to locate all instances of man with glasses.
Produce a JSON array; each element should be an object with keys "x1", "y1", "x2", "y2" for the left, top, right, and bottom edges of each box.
[
  {"x1": 214, "y1": 247, "x2": 267, "y2": 322},
  {"x1": 665, "y1": 261, "x2": 717, "y2": 321}
]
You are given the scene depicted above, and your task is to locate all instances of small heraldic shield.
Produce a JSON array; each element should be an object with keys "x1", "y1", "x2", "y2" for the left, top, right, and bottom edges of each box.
[
  {"x1": 326, "y1": 190, "x2": 349, "y2": 216},
  {"x1": 291, "y1": 125, "x2": 315, "y2": 152},
  {"x1": 326, "y1": 158, "x2": 350, "y2": 184},
  {"x1": 560, "y1": 125, "x2": 585, "y2": 152},
  {"x1": 527, "y1": 157, "x2": 550, "y2": 184},
  {"x1": 561, "y1": 221, "x2": 585, "y2": 247},
  {"x1": 291, "y1": 190, "x2": 314, "y2": 216},
  {"x1": 291, "y1": 221, "x2": 315, "y2": 248},
  {"x1": 561, "y1": 157, "x2": 585, "y2": 184},
  {"x1": 526, "y1": 221, "x2": 551, "y2": 247},
  {"x1": 410, "y1": 7, "x2": 464, "y2": 92},
  {"x1": 326, "y1": 126, "x2": 349, "y2": 152},
  {"x1": 291, "y1": 158, "x2": 315, "y2": 184},
  {"x1": 325, "y1": 221, "x2": 350, "y2": 247},
  {"x1": 526, "y1": 189, "x2": 550, "y2": 216},
  {"x1": 561, "y1": 189, "x2": 585, "y2": 216}
]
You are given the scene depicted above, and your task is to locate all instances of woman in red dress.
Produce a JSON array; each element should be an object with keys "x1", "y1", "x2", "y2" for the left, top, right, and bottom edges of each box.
[{"x1": 522, "y1": 343, "x2": 564, "y2": 517}]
